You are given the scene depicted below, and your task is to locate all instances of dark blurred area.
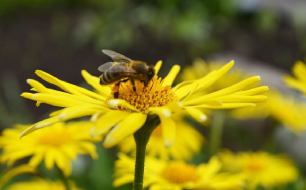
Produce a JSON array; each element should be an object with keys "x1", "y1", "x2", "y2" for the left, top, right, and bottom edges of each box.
[{"x1": 0, "y1": 0, "x2": 306, "y2": 126}]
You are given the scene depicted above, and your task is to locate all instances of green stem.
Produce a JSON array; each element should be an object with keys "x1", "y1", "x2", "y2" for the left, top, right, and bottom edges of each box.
[
  {"x1": 133, "y1": 115, "x2": 160, "y2": 190},
  {"x1": 209, "y1": 111, "x2": 225, "y2": 156}
]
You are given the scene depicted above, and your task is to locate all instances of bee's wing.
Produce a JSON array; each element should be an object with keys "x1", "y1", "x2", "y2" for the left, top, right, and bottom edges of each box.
[
  {"x1": 102, "y1": 49, "x2": 132, "y2": 63},
  {"x1": 98, "y1": 62, "x2": 115, "y2": 72}
]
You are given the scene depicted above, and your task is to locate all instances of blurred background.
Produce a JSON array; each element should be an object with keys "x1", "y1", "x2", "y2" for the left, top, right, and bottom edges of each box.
[{"x1": 0, "y1": 0, "x2": 306, "y2": 189}]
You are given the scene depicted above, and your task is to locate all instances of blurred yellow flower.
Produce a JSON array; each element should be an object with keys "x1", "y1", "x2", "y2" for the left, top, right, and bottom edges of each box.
[
  {"x1": 0, "y1": 122, "x2": 98, "y2": 176},
  {"x1": 267, "y1": 91, "x2": 306, "y2": 132},
  {"x1": 119, "y1": 116, "x2": 204, "y2": 160},
  {"x1": 284, "y1": 61, "x2": 306, "y2": 95},
  {"x1": 219, "y1": 151, "x2": 298, "y2": 189},
  {"x1": 114, "y1": 154, "x2": 245, "y2": 190},
  {"x1": 233, "y1": 91, "x2": 306, "y2": 133},
  {"x1": 7, "y1": 179, "x2": 81, "y2": 190},
  {"x1": 21, "y1": 61, "x2": 268, "y2": 148}
]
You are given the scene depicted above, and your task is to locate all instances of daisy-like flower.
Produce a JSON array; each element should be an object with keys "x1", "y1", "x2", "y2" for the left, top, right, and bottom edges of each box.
[
  {"x1": 232, "y1": 90, "x2": 306, "y2": 132},
  {"x1": 21, "y1": 60, "x2": 268, "y2": 147},
  {"x1": 284, "y1": 61, "x2": 306, "y2": 95},
  {"x1": 218, "y1": 151, "x2": 298, "y2": 189},
  {"x1": 114, "y1": 153, "x2": 245, "y2": 190},
  {"x1": 119, "y1": 116, "x2": 204, "y2": 160},
  {"x1": 0, "y1": 122, "x2": 99, "y2": 176},
  {"x1": 7, "y1": 179, "x2": 81, "y2": 190}
]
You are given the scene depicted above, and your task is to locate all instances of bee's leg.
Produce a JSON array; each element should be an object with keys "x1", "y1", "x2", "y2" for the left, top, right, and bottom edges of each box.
[
  {"x1": 113, "y1": 82, "x2": 120, "y2": 98},
  {"x1": 131, "y1": 79, "x2": 136, "y2": 92},
  {"x1": 143, "y1": 79, "x2": 149, "y2": 87}
]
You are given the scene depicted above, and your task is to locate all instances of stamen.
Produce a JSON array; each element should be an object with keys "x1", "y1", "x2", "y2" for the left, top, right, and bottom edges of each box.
[{"x1": 114, "y1": 76, "x2": 175, "y2": 112}]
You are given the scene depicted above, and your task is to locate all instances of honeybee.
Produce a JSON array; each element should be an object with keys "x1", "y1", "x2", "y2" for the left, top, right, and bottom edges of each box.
[{"x1": 98, "y1": 49, "x2": 155, "y2": 85}]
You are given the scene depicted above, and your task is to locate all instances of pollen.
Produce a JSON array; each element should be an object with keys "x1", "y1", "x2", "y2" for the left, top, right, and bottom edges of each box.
[
  {"x1": 162, "y1": 162, "x2": 198, "y2": 184},
  {"x1": 116, "y1": 76, "x2": 175, "y2": 112}
]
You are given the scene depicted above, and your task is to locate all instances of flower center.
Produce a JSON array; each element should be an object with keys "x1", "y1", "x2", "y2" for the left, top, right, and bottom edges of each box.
[
  {"x1": 38, "y1": 129, "x2": 72, "y2": 147},
  {"x1": 115, "y1": 76, "x2": 175, "y2": 112},
  {"x1": 162, "y1": 162, "x2": 198, "y2": 184},
  {"x1": 245, "y1": 159, "x2": 265, "y2": 172}
]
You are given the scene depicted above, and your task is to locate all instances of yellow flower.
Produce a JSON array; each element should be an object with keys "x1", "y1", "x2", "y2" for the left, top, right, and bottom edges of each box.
[
  {"x1": 233, "y1": 90, "x2": 306, "y2": 133},
  {"x1": 0, "y1": 122, "x2": 98, "y2": 176},
  {"x1": 219, "y1": 151, "x2": 298, "y2": 189},
  {"x1": 119, "y1": 116, "x2": 204, "y2": 160},
  {"x1": 284, "y1": 61, "x2": 306, "y2": 95},
  {"x1": 21, "y1": 60, "x2": 268, "y2": 148},
  {"x1": 7, "y1": 179, "x2": 81, "y2": 190},
  {"x1": 114, "y1": 154, "x2": 245, "y2": 190}
]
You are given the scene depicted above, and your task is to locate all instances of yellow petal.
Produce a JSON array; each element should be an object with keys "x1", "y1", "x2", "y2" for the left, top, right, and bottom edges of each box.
[
  {"x1": 53, "y1": 152, "x2": 71, "y2": 176},
  {"x1": 197, "y1": 76, "x2": 261, "y2": 101},
  {"x1": 284, "y1": 76, "x2": 306, "y2": 93},
  {"x1": 45, "y1": 150, "x2": 55, "y2": 170},
  {"x1": 35, "y1": 70, "x2": 104, "y2": 100},
  {"x1": 185, "y1": 108, "x2": 207, "y2": 123},
  {"x1": 21, "y1": 92, "x2": 84, "y2": 107},
  {"x1": 183, "y1": 76, "x2": 265, "y2": 106},
  {"x1": 194, "y1": 60, "x2": 235, "y2": 92},
  {"x1": 81, "y1": 70, "x2": 111, "y2": 97},
  {"x1": 162, "y1": 65, "x2": 180, "y2": 87},
  {"x1": 150, "y1": 107, "x2": 176, "y2": 147},
  {"x1": 107, "y1": 99, "x2": 138, "y2": 111},
  {"x1": 92, "y1": 110, "x2": 130, "y2": 136},
  {"x1": 21, "y1": 106, "x2": 101, "y2": 137},
  {"x1": 49, "y1": 106, "x2": 102, "y2": 120},
  {"x1": 174, "y1": 61, "x2": 234, "y2": 100},
  {"x1": 154, "y1": 60, "x2": 163, "y2": 74},
  {"x1": 26, "y1": 79, "x2": 48, "y2": 92},
  {"x1": 161, "y1": 117, "x2": 176, "y2": 148},
  {"x1": 29, "y1": 153, "x2": 44, "y2": 168},
  {"x1": 0, "y1": 165, "x2": 35, "y2": 187},
  {"x1": 20, "y1": 117, "x2": 60, "y2": 137},
  {"x1": 192, "y1": 102, "x2": 256, "y2": 109},
  {"x1": 235, "y1": 86, "x2": 269, "y2": 96},
  {"x1": 79, "y1": 142, "x2": 98, "y2": 159},
  {"x1": 103, "y1": 113, "x2": 147, "y2": 148}
]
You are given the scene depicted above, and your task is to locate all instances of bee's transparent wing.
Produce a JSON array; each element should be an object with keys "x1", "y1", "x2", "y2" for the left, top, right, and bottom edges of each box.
[
  {"x1": 98, "y1": 62, "x2": 115, "y2": 72},
  {"x1": 102, "y1": 49, "x2": 132, "y2": 63}
]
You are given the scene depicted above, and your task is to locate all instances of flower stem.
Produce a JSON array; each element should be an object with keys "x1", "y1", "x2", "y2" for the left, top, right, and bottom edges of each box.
[
  {"x1": 209, "y1": 111, "x2": 225, "y2": 156},
  {"x1": 133, "y1": 115, "x2": 160, "y2": 190}
]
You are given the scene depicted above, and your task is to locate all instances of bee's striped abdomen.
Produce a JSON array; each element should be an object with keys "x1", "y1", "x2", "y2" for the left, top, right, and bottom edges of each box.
[
  {"x1": 99, "y1": 68, "x2": 124, "y2": 85},
  {"x1": 99, "y1": 72, "x2": 112, "y2": 84}
]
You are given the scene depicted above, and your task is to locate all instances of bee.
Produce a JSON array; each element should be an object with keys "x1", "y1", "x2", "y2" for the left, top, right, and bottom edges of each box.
[{"x1": 98, "y1": 49, "x2": 155, "y2": 85}]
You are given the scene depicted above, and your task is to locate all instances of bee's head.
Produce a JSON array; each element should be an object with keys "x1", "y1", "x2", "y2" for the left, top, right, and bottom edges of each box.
[{"x1": 147, "y1": 65, "x2": 155, "y2": 81}]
